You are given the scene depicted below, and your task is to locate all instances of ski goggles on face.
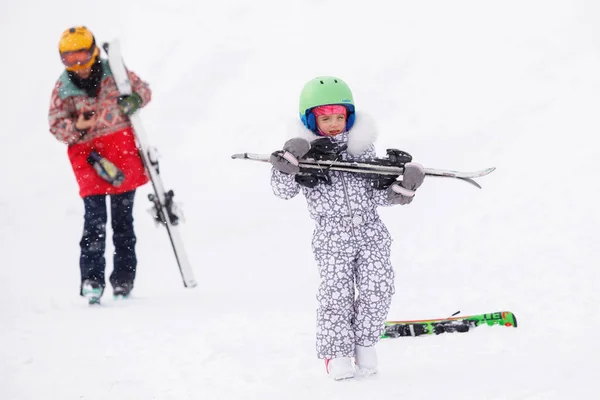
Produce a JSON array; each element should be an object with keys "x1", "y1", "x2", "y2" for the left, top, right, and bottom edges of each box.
[{"x1": 60, "y1": 48, "x2": 94, "y2": 67}]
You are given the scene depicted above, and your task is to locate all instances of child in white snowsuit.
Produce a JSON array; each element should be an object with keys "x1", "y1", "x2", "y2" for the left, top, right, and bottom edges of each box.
[{"x1": 269, "y1": 77, "x2": 425, "y2": 380}]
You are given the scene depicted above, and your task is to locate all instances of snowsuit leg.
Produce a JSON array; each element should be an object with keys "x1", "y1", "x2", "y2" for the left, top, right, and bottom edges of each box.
[
  {"x1": 313, "y1": 217, "x2": 395, "y2": 358},
  {"x1": 109, "y1": 190, "x2": 137, "y2": 288},
  {"x1": 353, "y1": 219, "x2": 395, "y2": 347},
  {"x1": 313, "y1": 226, "x2": 356, "y2": 359},
  {"x1": 80, "y1": 194, "x2": 108, "y2": 290}
]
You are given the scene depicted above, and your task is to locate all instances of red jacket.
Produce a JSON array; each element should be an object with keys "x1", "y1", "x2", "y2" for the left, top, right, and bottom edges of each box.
[{"x1": 49, "y1": 59, "x2": 151, "y2": 197}]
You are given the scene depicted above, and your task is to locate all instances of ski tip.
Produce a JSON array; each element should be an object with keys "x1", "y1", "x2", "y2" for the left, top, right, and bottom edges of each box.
[
  {"x1": 185, "y1": 280, "x2": 198, "y2": 288},
  {"x1": 460, "y1": 177, "x2": 482, "y2": 189},
  {"x1": 231, "y1": 153, "x2": 246, "y2": 159},
  {"x1": 503, "y1": 311, "x2": 518, "y2": 328}
]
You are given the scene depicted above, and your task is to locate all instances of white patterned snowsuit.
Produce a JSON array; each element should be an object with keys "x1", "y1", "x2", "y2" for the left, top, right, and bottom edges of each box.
[{"x1": 271, "y1": 115, "x2": 405, "y2": 359}]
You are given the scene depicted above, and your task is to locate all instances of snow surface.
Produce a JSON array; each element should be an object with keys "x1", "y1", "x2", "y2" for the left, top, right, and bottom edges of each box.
[{"x1": 2, "y1": 0, "x2": 600, "y2": 399}]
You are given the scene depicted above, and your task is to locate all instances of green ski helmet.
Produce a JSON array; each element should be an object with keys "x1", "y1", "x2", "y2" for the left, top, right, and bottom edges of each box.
[{"x1": 299, "y1": 76, "x2": 355, "y2": 133}]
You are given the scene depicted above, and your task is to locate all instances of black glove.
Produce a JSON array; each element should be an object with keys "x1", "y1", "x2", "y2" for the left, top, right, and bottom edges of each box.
[{"x1": 118, "y1": 92, "x2": 143, "y2": 116}]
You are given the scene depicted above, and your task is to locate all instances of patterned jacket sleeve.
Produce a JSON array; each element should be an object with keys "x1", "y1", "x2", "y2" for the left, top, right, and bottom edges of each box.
[
  {"x1": 129, "y1": 69, "x2": 152, "y2": 107},
  {"x1": 271, "y1": 168, "x2": 301, "y2": 200},
  {"x1": 372, "y1": 185, "x2": 395, "y2": 206},
  {"x1": 48, "y1": 81, "x2": 82, "y2": 145}
]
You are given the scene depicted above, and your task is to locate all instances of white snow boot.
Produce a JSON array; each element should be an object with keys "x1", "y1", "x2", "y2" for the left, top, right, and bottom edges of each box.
[
  {"x1": 325, "y1": 357, "x2": 355, "y2": 381},
  {"x1": 355, "y1": 345, "x2": 378, "y2": 376}
]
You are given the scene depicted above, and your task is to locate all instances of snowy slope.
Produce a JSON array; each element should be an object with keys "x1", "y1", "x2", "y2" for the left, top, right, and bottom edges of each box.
[{"x1": 1, "y1": 0, "x2": 599, "y2": 399}]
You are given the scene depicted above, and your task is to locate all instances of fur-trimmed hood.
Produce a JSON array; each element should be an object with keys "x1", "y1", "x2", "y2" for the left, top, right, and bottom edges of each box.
[{"x1": 288, "y1": 111, "x2": 378, "y2": 156}]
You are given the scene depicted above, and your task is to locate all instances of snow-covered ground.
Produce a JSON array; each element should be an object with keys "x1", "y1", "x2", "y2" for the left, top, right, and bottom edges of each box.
[{"x1": 2, "y1": 1, "x2": 599, "y2": 399}]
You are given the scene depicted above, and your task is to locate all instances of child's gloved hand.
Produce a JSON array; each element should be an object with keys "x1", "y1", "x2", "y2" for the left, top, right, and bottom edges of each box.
[
  {"x1": 269, "y1": 138, "x2": 311, "y2": 175},
  {"x1": 387, "y1": 163, "x2": 425, "y2": 204},
  {"x1": 401, "y1": 163, "x2": 425, "y2": 191},
  {"x1": 117, "y1": 92, "x2": 143, "y2": 116}
]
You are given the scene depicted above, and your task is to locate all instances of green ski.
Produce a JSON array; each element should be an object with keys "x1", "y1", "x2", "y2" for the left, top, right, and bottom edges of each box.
[{"x1": 382, "y1": 311, "x2": 517, "y2": 338}]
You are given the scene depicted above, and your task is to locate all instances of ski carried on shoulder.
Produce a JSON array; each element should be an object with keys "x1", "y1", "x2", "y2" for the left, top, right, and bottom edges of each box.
[
  {"x1": 382, "y1": 311, "x2": 517, "y2": 338},
  {"x1": 103, "y1": 39, "x2": 197, "y2": 288},
  {"x1": 231, "y1": 152, "x2": 495, "y2": 189}
]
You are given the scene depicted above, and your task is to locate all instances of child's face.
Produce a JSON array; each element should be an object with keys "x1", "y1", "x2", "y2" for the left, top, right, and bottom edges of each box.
[{"x1": 316, "y1": 113, "x2": 346, "y2": 136}]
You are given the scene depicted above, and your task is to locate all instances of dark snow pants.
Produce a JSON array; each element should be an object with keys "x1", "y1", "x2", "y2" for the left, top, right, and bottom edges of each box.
[{"x1": 79, "y1": 190, "x2": 137, "y2": 292}]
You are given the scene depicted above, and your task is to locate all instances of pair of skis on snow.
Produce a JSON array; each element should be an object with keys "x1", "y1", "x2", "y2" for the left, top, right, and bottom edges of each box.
[{"x1": 382, "y1": 311, "x2": 517, "y2": 338}]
